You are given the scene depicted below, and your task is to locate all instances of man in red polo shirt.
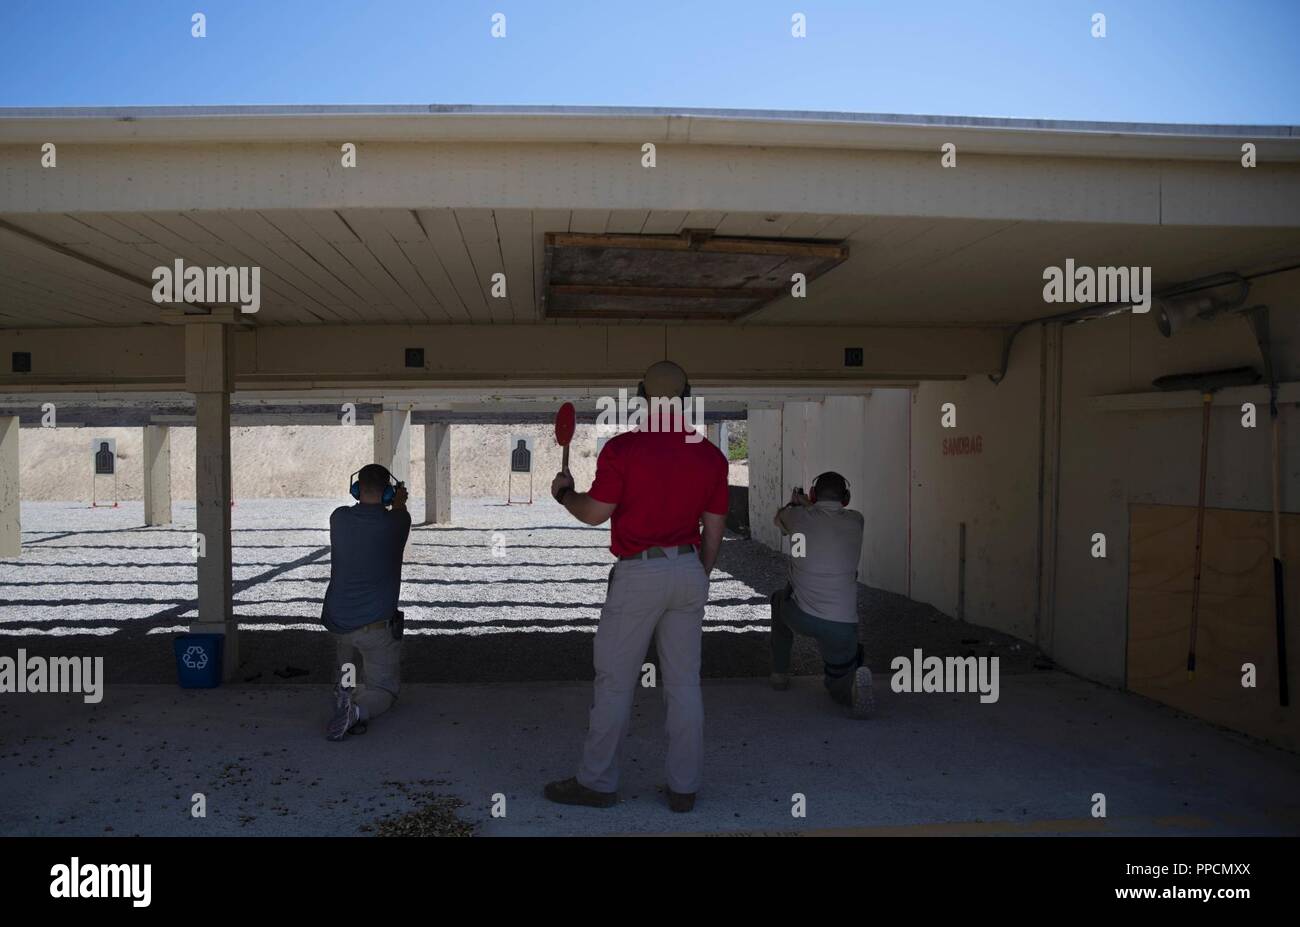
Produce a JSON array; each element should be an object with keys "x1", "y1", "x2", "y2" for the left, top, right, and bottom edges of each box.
[{"x1": 544, "y1": 361, "x2": 728, "y2": 813}]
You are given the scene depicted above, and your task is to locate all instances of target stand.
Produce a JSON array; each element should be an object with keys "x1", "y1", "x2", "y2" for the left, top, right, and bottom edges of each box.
[
  {"x1": 90, "y1": 437, "x2": 119, "y2": 508},
  {"x1": 506, "y1": 434, "x2": 534, "y2": 505}
]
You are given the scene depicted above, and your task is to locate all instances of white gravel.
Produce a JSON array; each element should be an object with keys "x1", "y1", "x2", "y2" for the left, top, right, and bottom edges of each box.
[{"x1": 1, "y1": 498, "x2": 772, "y2": 639}]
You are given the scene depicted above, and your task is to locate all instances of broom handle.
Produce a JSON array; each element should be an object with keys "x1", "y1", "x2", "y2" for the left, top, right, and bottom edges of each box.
[
  {"x1": 1188, "y1": 393, "x2": 1213, "y2": 676},
  {"x1": 1274, "y1": 413, "x2": 1282, "y2": 554},
  {"x1": 1273, "y1": 409, "x2": 1290, "y2": 707}
]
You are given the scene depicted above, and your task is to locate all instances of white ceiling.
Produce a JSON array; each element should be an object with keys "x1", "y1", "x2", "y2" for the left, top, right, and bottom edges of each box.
[{"x1": 2, "y1": 208, "x2": 1298, "y2": 330}]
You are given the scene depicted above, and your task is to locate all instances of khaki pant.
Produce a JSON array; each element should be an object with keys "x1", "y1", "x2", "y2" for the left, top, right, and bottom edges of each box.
[
  {"x1": 577, "y1": 547, "x2": 709, "y2": 794},
  {"x1": 333, "y1": 623, "x2": 402, "y2": 719}
]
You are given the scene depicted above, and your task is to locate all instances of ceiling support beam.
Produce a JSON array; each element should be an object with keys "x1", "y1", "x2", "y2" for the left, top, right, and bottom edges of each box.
[{"x1": 0, "y1": 322, "x2": 1004, "y2": 393}]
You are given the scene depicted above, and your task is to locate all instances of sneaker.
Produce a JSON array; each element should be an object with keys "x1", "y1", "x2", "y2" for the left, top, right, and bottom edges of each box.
[
  {"x1": 543, "y1": 777, "x2": 617, "y2": 808},
  {"x1": 326, "y1": 688, "x2": 360, "y2": 741},
  {"x1": 850, "y1": 666, "x2": 874, "y2": 719},
  {"x1": 666, "y1": 787, "x2": 696, "y2": 813},
  {"x1": 769, "y1": 672, "x2": 791, "y2": 691}
]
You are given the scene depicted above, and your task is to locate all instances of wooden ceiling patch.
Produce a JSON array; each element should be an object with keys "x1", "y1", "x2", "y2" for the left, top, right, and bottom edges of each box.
[{"x1": 542, "y1": 230, "x2": 847, "y2": 321}]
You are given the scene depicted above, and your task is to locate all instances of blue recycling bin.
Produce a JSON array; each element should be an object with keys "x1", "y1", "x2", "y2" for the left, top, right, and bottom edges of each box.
[{"x1": 173, "y1": 633, "x2": 224, "y2": 688}]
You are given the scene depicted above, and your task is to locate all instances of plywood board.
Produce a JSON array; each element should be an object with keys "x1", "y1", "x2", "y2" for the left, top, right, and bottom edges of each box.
[
  {"x1": 1127, "y1": 502, "x2": 1300, "y2": 752},
  {"x1": 543, "y1": 231, "x2": 847, "y2": 322}
]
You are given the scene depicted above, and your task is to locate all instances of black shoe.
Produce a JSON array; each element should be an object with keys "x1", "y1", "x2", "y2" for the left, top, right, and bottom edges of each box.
[
  {"x1": 666, "y1": 788, "x2": 696, "y2": 813},
  {"x1": 543, "y1": 777, "x2": 617, "y2": 808}
]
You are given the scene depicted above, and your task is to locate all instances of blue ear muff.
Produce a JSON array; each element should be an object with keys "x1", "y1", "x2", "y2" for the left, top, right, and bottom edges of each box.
[
  {"x1": 811, "y1": 472, "x2": 851, "y2": 507},
  {"x1": 349, "y1": 469, "x2": 397, "y2": 504}
]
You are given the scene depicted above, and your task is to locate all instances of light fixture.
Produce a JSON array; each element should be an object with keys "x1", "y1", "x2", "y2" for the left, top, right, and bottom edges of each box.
[{"x1": 1155, "y1": 273, "x2": 1250, "y2": 337}]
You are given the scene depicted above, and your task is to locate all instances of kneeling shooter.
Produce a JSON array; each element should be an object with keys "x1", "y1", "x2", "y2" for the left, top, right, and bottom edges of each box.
[
  {"x1": 771, "y1": 472, "x2": 873, "y2": 717},
  {"x1": 321, "y1": 463, "x2": 410, "y2": 741}
]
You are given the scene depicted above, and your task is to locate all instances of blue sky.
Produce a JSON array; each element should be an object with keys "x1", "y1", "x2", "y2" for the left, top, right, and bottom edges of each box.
[{"x1": 1, "y1": 0, "x2": 1297, "y2": 123}]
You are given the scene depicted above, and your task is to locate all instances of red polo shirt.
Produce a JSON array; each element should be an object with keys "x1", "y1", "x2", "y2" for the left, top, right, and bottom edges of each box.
[{"x1": 588, "y1": 428, "x2": 730, "y2": 557}]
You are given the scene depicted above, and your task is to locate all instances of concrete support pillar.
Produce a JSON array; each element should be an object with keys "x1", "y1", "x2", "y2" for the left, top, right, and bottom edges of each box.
[
  {"x1": 0, "y1": 416, "x2": 18, "y2": 558},
  {"x1": 707, "y1": 421, "x2": 729, "y2": 457},
  {"x1": 186, "y1": 323, "x2": 237, "y2": 679},
  {"x1": 746, "y1": 408, "x2": 784, "y2": 551},
  {"x1": 373, "y1": 406, "x2": 411, "y2": 485},
  {"x1": 423, "y1": 423, "x2": 451, "y2": 525},
  {"x1": 143, "y1": 424, "x2": 172, "y2": 526}
]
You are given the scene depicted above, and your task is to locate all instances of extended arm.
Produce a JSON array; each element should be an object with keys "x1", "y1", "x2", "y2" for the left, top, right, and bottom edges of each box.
[{"x1": 774, "y1": 488, "x2": 810, "y2": 532}]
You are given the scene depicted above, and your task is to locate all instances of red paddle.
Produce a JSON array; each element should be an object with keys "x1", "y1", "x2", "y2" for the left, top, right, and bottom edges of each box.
[{"x1": 554, "y1": 402, "x2": 576, "y2": 475}]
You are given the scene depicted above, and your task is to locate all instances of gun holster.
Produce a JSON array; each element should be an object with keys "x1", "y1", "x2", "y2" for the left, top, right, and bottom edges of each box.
[{"x1": 389, "y1": 609, "x2": 405, "y2": 641}]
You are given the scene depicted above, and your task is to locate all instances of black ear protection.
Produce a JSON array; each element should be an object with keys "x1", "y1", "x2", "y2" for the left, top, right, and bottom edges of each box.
[
  {"x1": 809, "y1": 472, "x2": 851, "y2": 507},
  {"x1": 349, "y1": 467, "x2": 398, "y2": 506},
  {"x1": 636, "y1": 379, "x2": 691, "y2": 400}
]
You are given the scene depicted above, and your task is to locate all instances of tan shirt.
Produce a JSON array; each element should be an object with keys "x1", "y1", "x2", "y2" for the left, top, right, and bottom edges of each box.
[{"x1": 776, "y1": 501, "x2": 864, "y2": 624}]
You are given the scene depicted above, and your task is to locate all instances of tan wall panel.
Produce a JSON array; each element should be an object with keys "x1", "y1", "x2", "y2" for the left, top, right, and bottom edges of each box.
[{"x1": 1127, "y1": 503, "x2": 1300, "y2": 752}]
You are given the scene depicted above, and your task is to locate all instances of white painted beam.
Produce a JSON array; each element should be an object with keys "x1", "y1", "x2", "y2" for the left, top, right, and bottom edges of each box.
[
  {"x1": 373, "y1": 406, "x2": 411, "y2": 486},
  {"x1": 423, "y1": 423, "x2": 451, "y2": 525},
  {"x1": 5, "y1": 139, "x2": 1296, "y2": 225},
  {"x1": 0, "y1": 324, "x2": 998, "y2": 394},
  {"x1": 3, "y1": 106, "x2": 1297, "y2": 162},
  {"x1": 188, "y1": 324, "x2": 237, "y2": 680},
  {"x1": 747, "y1": 407, "x2": 784, "y2": 552},
  {"x1": 142, "y1": 424, "x2": 172, "y2": 526},
  {"x1": 708, "y1": 421, "x2": 729, "y2": 457},
  {"x1": 0, "y1": 416, "x2": 18, "y2": 557}
]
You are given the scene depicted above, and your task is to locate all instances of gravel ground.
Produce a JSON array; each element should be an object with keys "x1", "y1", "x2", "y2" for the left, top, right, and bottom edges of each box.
[{"x1": 1, "y1": 498, "x2": 1040, "y2": 686}]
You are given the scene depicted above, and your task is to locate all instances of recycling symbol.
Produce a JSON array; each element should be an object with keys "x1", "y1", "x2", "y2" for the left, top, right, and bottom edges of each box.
[{"x1": 182, "y1": 645, "x2": 209, "y2": 670}]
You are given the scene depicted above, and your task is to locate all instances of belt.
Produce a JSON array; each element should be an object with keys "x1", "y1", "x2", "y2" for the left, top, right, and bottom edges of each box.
[
  {"x1": 619, "y1": 544, "x2": 698, "y2": 562},
  {"x1": 359, "y1": 618, "x2": 389, "y2": 633}
]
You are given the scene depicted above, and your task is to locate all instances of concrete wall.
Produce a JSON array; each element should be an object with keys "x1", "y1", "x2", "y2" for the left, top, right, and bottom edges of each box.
[
  {"x1": 748, "y1": 393, "x2": 911, "y2": 595},
  {"x1": 861, "y1": 389, "x2": 911, "y2": 595},
  {"x1": 1051, "y1": 270, "x2": 1300, "y2": 685},
  {"x1": 885, "y1": 271, "x2": 1300, "y2": 689},
  {"x1": 740, "y1": 278, "x2": 1300, "y2": 692},
  {"x1": 909, "y1": 326, "x2": 1044, "y2": 641},
  {"x1": 745, "y1": 352, "x2": 1041, "y2": 644}
]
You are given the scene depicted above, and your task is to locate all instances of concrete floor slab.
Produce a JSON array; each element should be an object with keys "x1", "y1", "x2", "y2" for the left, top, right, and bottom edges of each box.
[{"x1": 1, "y1": 672, "x2": 1297, "y2": 837}]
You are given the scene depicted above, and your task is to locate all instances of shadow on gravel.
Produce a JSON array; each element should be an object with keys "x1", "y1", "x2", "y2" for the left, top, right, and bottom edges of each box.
[{"x1": 6, "y1": 531, "x2": 1041, "y2": 686}]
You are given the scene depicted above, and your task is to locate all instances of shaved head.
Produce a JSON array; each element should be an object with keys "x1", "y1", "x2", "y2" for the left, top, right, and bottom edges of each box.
[{"x1": 642, "y1": 360, "x2": 689, "y2": 399}]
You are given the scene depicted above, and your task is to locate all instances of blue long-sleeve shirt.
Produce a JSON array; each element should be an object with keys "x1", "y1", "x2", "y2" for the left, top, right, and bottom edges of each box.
[{"x1": 321, "y1": 503, "x2": 411, "y2": 633}]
